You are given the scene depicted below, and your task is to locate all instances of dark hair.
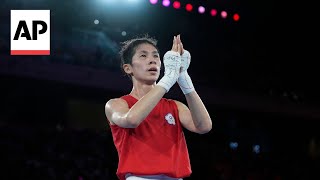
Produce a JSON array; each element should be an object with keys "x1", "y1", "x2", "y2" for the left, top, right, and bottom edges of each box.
[{"x1": 119, "y1": 34, "x2": 159, "y2": 77}]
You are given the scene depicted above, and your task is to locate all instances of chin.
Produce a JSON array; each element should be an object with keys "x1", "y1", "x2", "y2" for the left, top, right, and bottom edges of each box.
[{"x1": 145, "y1": 78, "x2": 158, "y2": 85}]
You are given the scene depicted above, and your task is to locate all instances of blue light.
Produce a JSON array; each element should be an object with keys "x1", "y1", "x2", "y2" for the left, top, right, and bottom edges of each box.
[
  {"x1": 253, "y1": 145, "x2": 260, "y2": 154},
  {"x1": 229, "y1": 142, "x2": 238, "y2": 150}
]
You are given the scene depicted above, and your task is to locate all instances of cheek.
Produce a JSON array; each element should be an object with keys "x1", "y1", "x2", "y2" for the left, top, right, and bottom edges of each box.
[{"x1": 132, "y1": 63, "x2": 144, "y2": 72}]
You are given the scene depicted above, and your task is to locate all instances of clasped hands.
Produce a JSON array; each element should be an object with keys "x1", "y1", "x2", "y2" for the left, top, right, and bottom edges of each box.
[{"x1": 157, "y1": 35, "x2": 194, "y2": 94}]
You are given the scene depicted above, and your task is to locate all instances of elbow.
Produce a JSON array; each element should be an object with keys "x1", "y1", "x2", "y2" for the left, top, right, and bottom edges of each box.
[
  {"x1": 197, "y1": 120, "x2": 212, "y2": 134},
  {"x1": 198, "y1": 126, "x2": 212, "y2": 134},
  {"x1": 126, "y1": 114, "x2": 141, "y2": 128}
]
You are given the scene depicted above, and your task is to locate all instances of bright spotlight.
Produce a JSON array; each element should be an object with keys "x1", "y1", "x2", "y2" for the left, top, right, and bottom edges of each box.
[
  {"x1": 149, "y1": 0, "x2": 158, "y2": 4},
  {"x1": 185, "y1": 3, "x2": 193, "y2": 12},
  {"x1": 162, "y1": 0, "x2": 170, "y2": 7},
  {"x1": 221, "y1": 11, "x2": 227, "y2": 18},
  {"x1": 198, "y1": 6, "x2": 205, "y2": 14},
  {"x1": 173, "y1": 1, "x2": 180, "y2": 9},
  {"x1": 210, "y1": 9, "x2": 217, "y2": 16},
  {"x1": 233, "y1": 13, "x2": 240, "y2": 21}
]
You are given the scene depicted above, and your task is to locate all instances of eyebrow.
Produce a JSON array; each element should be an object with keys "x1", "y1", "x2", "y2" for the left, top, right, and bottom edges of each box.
[{"x1": 139, "y1": 50, "x2": 159, "y2": 54}]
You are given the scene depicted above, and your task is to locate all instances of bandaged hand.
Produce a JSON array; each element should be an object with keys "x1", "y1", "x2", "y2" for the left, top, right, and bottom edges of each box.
[
  {"x1": 178, "y1": 49, "x2": 195, "y2": 94},
  {"x1": 157, "y1": 50, "x2": 181, "y2": 92}
]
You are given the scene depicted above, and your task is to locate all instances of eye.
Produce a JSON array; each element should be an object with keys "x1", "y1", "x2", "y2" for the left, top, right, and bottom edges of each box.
[
  {"x1": 153, "y1": 54, "x2": 159, "y2": 58},
  {"x1": 140, "y1": 54, "x2": 146, "y2": 57}
]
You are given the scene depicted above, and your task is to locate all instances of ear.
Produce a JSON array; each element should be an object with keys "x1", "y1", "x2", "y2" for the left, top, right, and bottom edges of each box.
[{"x1": 123, "y1": 64, "x2": 133, "y2": 75}]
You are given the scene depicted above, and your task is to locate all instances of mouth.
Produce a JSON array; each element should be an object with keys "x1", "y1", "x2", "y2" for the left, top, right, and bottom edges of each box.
[{"x1": 148, "y1": 67, "x2": 158, "y2": 72}]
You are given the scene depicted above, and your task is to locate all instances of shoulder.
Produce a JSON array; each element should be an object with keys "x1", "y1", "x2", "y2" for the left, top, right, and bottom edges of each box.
[
  {"x1": 105, "y1": 97, "x2": 129, "y2": 111},
  {"x1": 172, "y1": 99, "x2": 189, "y2": 111},
  {"x1": 105, "y1": 98, "x2": 129, "y2": 125},
  {"x1": 160, "y1": 98, "x2": 177, "y2": 105},
  {"x1": 161, "y1": 98, "x2": 187, "y2": 109},
  {"x1": 105, "y1": 95, "x2": 131, "y2": 107}
]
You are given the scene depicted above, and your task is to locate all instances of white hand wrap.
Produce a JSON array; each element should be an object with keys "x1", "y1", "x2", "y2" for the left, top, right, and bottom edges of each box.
[
  {"x1": 157, "y1": 51, "x2": 181, "y2": 92},
  {"x1": 178, "y1": 50, "x2": 195, "y2": 94}
]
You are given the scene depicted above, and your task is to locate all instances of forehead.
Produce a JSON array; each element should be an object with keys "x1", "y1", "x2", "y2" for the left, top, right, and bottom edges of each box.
[{"x1": 135, "y1": 43, "x2": 158, "y2": 53}]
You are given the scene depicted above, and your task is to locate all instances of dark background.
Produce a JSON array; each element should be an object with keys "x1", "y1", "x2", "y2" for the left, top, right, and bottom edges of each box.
[{"x1": 1, "y1": 0, "x2": 319, "y2": 179}]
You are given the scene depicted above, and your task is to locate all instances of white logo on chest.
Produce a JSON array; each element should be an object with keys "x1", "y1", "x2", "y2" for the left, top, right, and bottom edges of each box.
[{"x1": 165, "y1": 113, "x2": 175, "y2": 125}]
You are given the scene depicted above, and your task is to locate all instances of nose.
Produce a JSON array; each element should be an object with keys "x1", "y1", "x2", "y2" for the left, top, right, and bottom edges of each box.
[{"x1": 149, "y1": 59, "x2": 157, "y2": 65}]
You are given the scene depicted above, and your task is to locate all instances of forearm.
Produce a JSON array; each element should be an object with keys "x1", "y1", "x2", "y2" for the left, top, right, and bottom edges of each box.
[
  {"x1": 185, "y1": 91, "x2": 212, "y2": 132},
  {"x1": 126, "y1": 86, "x2": 166, "y2": 127}
]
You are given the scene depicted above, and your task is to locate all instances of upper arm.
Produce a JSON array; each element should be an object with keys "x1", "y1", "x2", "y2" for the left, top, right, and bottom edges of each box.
[
  {"x1": 174, "y1": 100, "x2": 199, "y2": 133},
  {"x1": 105, "y1": 98, "x2": 132, "y2": 128}
]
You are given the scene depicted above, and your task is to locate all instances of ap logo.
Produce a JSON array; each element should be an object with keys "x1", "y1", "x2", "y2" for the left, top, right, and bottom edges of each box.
[{"x1": 10, "y1": 10, "x2": 50, "y2": 55}]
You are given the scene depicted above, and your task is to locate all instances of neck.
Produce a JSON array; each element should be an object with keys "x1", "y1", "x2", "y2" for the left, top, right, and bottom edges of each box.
[{"x1": 130, "y1": 79, "x2": 156, "y2": 99}]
